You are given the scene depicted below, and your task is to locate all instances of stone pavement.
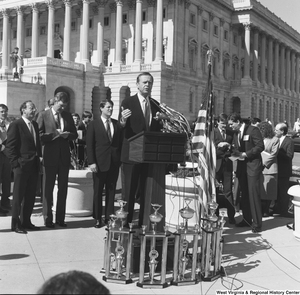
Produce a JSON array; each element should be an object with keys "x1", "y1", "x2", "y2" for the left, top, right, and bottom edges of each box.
[{"x1": 0, "y1": 198, "x2": 300, "y2": 294}]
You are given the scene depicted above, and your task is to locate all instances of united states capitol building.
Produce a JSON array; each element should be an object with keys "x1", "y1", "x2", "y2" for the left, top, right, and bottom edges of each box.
[{"x1": 0, "y1": 0, "x2": 299, "y2": 125}]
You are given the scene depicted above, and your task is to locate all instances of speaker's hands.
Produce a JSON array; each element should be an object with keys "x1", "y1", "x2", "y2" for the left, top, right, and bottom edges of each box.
[{"x1": 120, "y1": 106, "x2": 131, "y2": 125}]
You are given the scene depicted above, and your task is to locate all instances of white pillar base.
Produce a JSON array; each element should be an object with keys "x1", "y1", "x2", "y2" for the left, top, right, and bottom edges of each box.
[
  {"x1": 287, "y1": 185, "x2": 300, "y2": 242},
  {"x1": 53, "y1": 170, "x2": 93, "y2": 217}
]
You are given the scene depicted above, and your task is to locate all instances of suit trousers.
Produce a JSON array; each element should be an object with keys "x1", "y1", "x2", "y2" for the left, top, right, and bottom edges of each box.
[
  {"x1": 11, "y1": 165, "x2": 38, "y2": 227},
  {"x1": 122, "y1": 162, "x2": 148, "y2": 224},
  {"x1": 277, "y1": 176, "x2": 291, "y2": 215},
  {"x1": 0, "y1": 152, "x2": 12, "y2": 206},
  {"x1": 92, "y1": 164, "x2": 119, "y2": 221},
  {"x1": 216, "y1": 165, "x2": 235, "y2": 219},
  {"x1": 43, "y1": 164, "x2": 69, "y2": 224},
  {"x1": 238, "y1": 171, "x2": 262, "y2": 229}
]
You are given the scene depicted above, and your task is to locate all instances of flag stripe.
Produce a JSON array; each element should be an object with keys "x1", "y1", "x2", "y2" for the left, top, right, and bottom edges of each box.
[{"x1": 191, "y1": 58, "x2": 216, "y2": 216}]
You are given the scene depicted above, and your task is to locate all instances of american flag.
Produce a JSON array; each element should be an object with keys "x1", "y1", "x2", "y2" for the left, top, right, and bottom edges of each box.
[{"x1": 191, "y1": 50, "x2": 216, "y2": 215}]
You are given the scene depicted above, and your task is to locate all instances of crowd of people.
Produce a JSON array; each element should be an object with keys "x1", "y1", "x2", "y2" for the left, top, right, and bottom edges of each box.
[
  {"x1": 0, "y1": 72, "x2": 166, "y2": 233},
  {"x1": 214, "y1": 113, "x2": 294, "y2": 233},
  {"x1": 0, "y1": 71, "x2": 296, "y2": 235}
]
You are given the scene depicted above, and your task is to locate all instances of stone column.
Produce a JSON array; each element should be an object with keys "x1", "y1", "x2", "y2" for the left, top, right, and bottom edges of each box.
[
  {"x1": 267, "y1": 37, "x2": 273, "y2": 85},
  {"x1": 280, "y1": 44, "x2": 285, "y2": 89},
  {"x1": 260, "y1": 32, "x2": 266, "y2": 84},
  {"x1": 81, "y1": 0, "x2": 91, "y2": 63},
  {"x1": 296, "y1": 54, "x2": 300, "y2": 93},
  {"x1": 219, "y1": 18, "x2": 224, "y2": 78},
  {"x1": 16, "y1": 6, "x2": 25, "y2": 55},
  {"x1": 291, "y1": 51, "x2": 295, "y2": 92},
  {"x1": 31, "y1": 3, "x2": 39, "y2": 58},
  {"x1": 1, "y1": 9, "x2": 9, "y2": 70},
  {"x1": 274, "y1": 40, "x2": 279, "y2": 88},
  {"x1": 285, "y1": 47, "x2": 290, "y2": 90},
  {"x1": 253, "y1": 28, "x2": 259, "y2": 81},
  {"x1": 46, "y1": 0, "x2": 55, "y2": 58},
  {"x1": 197, "y1": 6, "x2": 203, "y2": 75},
  {"x1": 63, "y1": 0, "x2": 72, "y2": 61},
  {"x1": 243, "y1": 22, "x2": 251, "y2": 79},
  {"x1": 184, "y1": 1, "x2": 190, "y2": 67},
  {"x1": 134, "y1": 0, "x2": 143, "y2": 63},
  {"x1": 115, "y1": 0, "x2": 123, "y2": 64},
  {"x1": 155, "y1": 0, "x2": 163, "y2": 61},
  {"x1": 95, "y1": 0, "x2": 106, "y2": 66}
]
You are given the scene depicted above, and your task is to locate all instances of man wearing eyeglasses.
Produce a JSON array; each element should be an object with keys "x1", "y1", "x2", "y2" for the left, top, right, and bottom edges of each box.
[{"x1": 5, "y1": 101, "x2": 42, "y2": 233}]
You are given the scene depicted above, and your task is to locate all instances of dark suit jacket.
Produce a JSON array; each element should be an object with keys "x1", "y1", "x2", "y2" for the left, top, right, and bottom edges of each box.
[
  {"x1": 36, "y1": 109, "x2": 78, "y2": 167},
  {"x1": 214, "y1": 127, "x2": 233, "y2": 173},
  {"x1": 119, "y1": 94, "x2": 162, "y2": 163},
  {"x1": 86, "y1": 118, "x2": 122, "y2": 172},
  {"x1": 5, "y1": 118, "x2": 42, "y2": 171},
  {"x1": 277, "y1": 136, "x2": 294, "y2": 177},
  {"x1": 233, "y1": 124, "x2": 264, "y2": 177}
]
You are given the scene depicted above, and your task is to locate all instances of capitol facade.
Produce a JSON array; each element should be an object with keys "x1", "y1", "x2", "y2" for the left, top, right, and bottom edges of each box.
[{"x1": 0, "y1": 0, "x2": 299, "y2": 125}]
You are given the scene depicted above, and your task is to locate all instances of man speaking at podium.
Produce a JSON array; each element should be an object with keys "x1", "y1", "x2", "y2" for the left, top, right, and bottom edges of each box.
[{"x1": 119, "y1": 72, "x2": 162, "y2": 226}]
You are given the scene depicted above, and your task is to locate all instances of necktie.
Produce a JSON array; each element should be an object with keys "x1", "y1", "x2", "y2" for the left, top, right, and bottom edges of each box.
[
  {"x1": 55, "y1": 113, "x2": 61, "y2": 129},
  {"x1": 222, "y1": 130, "x2": 226, "y2": 140},
  {"x1": 106, "y1": 119, "x2": 112, "y2": 142},
  {"x1": 0, "y1": 122, "x2": 7, "y2": 142},
  {"x1": 238, "y1": 131, "x2": 243, "y2": 147},
  {"x1": 144, "y1": 98, "x2": 150, "y2": 131},
  {"x1": 28, "y1": 122, "x2": 36, "y2": 145}
]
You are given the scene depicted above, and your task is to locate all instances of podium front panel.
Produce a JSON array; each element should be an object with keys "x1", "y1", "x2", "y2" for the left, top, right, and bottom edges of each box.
[{"x1": 129, "y1": 132, "x2": 186, "y2": 164}]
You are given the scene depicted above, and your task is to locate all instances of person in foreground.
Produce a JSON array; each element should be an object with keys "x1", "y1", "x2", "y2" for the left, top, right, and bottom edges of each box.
[
  {"x1": 37, "y1": 92, "x2": 78, "y2": 228},
  {"x1": 228, "y1": 113, "x2": 264, "y2": 233},
  {"x1": 119, "y1": 72, "x2": 162, "y2": 226},
  {"x1": 86, "y1": 99, "x2": 122, "y2": 228},
  {"x1": 5, "y1": 101, "x2": 42, "y2": 233},
  {"x1": 271, "y1": 122, "x2": 294, "y2": 217},
  {"x1": 257, "y1": 122, "x2": 279, "y2": 217},
  {"x1": 37, "y1": 270, "x2": 110, "y2": 294}
]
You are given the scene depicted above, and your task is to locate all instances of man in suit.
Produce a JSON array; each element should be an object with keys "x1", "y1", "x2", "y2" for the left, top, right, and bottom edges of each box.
[
  {"x1": 70, "y1": 113, "x2": 86, "y2": 168},
  {"x1": 272, "y1": 122, "x2": 294, "y2": 217},
  {"x1": 78, "y1": 111, "x2": 92, "y2": 139},
  {"x1": 228, "y1": 113, "x2": 264, "y2": 233},
  {"x1": 214, "y1": 113, "x2": 235, "y2": 224},
  {"x1": 119, "y1": 72, "x2": 162, "y2": 226},
  {"x1": 0, "y1": 104, "x2": 12, "y2": 213},
  {"x1": 5, "y1": 101, "x2": 42, "y2": 233},
  {"x1": 37, "y1": 92, "x2": 78, "y2": 228},
  {"x1": 86, "y1": 99, "x2": 122, "y2": 228}
]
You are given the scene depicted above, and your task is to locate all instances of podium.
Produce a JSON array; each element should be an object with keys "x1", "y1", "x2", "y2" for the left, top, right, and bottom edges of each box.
[{"x1": 128, "y1": 132, "x2": 186, "y2": 231}]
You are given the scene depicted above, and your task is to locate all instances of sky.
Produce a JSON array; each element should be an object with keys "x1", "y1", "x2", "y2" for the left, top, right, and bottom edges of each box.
[{"x1": 257, "y1": 0, "x2": 300, "y2": 33}]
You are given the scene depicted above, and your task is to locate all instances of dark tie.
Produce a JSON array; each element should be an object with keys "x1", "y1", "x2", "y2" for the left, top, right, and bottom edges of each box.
[
  {"x1": 54, "y1": 113, "x2": 61, "y2": 129},
  {"x1": 28, "y1": 122, "x2": 36, "y2": 145},
  {"x1": 144, "y1": 98, "x2": 150, "y2": 131},
  {"x1": 0, "y1": 122, "x2": 7, "y2": 142},
  {"x1": 222, "y1": 130, "x2": 226, "y2": 140},
  {"x1": 106, "y1": 119, "x2": 112, "y2": 142}
]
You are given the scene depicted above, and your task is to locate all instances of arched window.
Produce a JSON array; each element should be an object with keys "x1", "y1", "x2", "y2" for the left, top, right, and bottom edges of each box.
[
  {"x1": 223, "y1": 52, "x2": 230, "y2": 80},
  {"x1": 232, "y1": 55, "x2": 239, "y2": 80},
  {"x1": 213, "y1": 48, "x2": 220, "y2": 77},
  {"x1": 188, "y1": 39, "x2": 198, "y2": 71}
]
